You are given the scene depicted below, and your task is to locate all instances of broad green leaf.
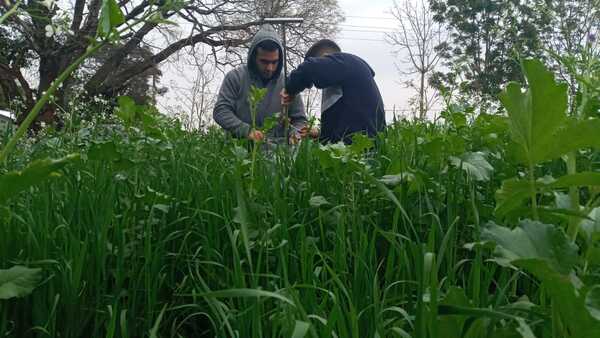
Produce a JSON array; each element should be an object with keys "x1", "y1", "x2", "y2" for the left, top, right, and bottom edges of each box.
[
  {"x1": 248, "y1": 86, "x2": 267, "y2": 105},
  {"x1": 445, "y1": 134, "x2": 466, "y2": 156},
  {"x1": 422, "y1": 137, "x2": 444, "y2": 161},
  {"x1": 496, "y1": 172, "x2": 600, "y2": 218},
  {"x1": 108, "y1": 0, "x2": 125, "y2": 26},
  {"x1": 586, "y1": 286, "x2": 600, "y2": 321},
  {"x1": 196, "y1": 288, "x2": 295, "y2": 306},
  {"x1": 0, "y1": 154, "x2": 79, "y2": 204},
  {"x1": 515, "y1": 259, "x2": 600, "y2": 336},
  {"x1": 291, "y1": 320, "x2": 310, "y2": 338},
  {"x1": 448, "y1": 112, "x2": 467, "y2": 129},
  {"x1": 309, "y1": 195, "x2": 330, "y2": 208},
  {"x1": 315, "y1": 146, "x2": 336, "y2": 169},
  {"x1": 482, "y1": 220, "x2": 600, "y2": 336},
  {"x1": 350, "y1": 133, "x2": 374, "y2": 155},
  {"x1": 116, "y1": 96, "x2": 137, "y2": 124},
  {"x1": 261, "y1": 116, "x2": 278, "y2": 133},
  {"x1": 99, "y1": 1, "x2": 111, "y2": 37},
  {"x1": 98, "y1": 0, "x2": 125, "y2": 38},
  {"x1": 142, "y1": 110, "x2": 158, "y2": 128},
  {"x1": 499, "y1": 59, "x2": 568, "y2": 165},
  {"x1": 539, "y1": 118, "x2": 600, "y2": 162},
  {"x1": 0, "y1": 266, "x2": 42, "y2": 299},
  {"x1": 494, "y1": 179, "x2": 533, "y2": 218},
  {"x1": 548, "y1": 172, "x2": 600, "y2": 189},
  {"x1": 481, "y1": 220, "x2": 578, "y2": 274},
  {"x1": 449, "y1": 152, "x2": 494, "y2": 182}
]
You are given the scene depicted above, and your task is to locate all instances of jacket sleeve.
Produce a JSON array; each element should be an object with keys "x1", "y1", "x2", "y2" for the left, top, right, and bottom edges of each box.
[
  {"x1": 288, "y1": 93, "x2": 307, "y2": 131},
  {"x1": 285, "y1": 55, "x2": 348, "y2": 95},
  {"x1": 213, "y1": 71, "x2": 251, "y2": 138}
]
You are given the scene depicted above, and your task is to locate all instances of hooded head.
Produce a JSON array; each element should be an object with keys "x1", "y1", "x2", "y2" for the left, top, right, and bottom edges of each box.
[{"x1": 248, "y1": 25, "x2": 284, "y2": 81}]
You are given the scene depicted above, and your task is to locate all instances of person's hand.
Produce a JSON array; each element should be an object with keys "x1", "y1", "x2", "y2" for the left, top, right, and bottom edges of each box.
[
  {"x1": 247, "y1": 129, "x2": 265, "y2": 142},
  {"x1": 289, "y1": 132, "x2": 301, "y2": 145},
  {"x1": 298, "y1": 126, "x2": 319, "y2": 139},
  {"x1": 280, "y1": 89, "x2": 295, "y2": 106}
]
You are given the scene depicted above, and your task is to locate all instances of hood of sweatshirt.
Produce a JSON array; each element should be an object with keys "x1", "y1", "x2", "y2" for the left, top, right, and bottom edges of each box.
[{"x1": 247, "y1": 24, "x2": 284, "y2": 80}]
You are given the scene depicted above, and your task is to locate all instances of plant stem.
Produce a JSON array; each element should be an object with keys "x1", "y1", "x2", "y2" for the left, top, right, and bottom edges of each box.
[
  {"x1": 566, "y1": 151, "x2": 580, "y2": 241},
  {"x1": 529, "y1": 161, "x2": 539, "y2": 220},
  {"x1": 0, "y1": 0, "x2": 20, "y2": 25},
  {"x1": 0, "y1": 42, "x2": 106, "y2": 165}
]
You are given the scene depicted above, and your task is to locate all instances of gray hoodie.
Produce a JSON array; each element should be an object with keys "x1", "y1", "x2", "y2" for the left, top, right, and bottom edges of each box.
[{"x1": 213, "y1": 25, "x2": 306, "y2": 138}]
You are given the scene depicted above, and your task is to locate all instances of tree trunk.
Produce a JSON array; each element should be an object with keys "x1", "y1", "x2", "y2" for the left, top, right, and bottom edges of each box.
[
  {"x1": 38, "y1": 54, "x2": 61, "y2": 95},
  {"x1": 25, "y1": 54, "x2": 63, "y2": 129},
  {"x1": 419, "y1": 70, "x2": 425, "y2": 119}
]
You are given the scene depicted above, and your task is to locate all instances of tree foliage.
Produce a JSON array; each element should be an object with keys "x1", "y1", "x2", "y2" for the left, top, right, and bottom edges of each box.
[
  {"x1": 0, "y1": 0, "x2": 342, "y2": 121},
  {"x1": 429, "y1": 0, "x2": 549, "y2": 99},
  {"x1": 429, "y1": 0, "x2": 600, "y2": 105}
]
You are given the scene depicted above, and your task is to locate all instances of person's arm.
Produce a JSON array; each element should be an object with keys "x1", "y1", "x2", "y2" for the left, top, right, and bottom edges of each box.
[
  {"x1": 287, "y1": 93, "x2": 307, "y2": 132},
  {"x1": 213, "y1": 71, "x2": 251, "y2": 138},
  {"x1": 285, "y1": 55, "x2": 348, "y2": 96}
]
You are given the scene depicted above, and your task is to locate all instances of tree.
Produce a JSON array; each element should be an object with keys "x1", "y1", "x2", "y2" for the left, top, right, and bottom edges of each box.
[
  {"x1": 164, "y1": 49, "x2": 217, "y2": 130},
  {"x1": 539, "y1": 0, "x2": 600, "y2": 115},
  {"x1": 428, "y1": 0, "x2": 549, "y2": 101},
  {"x1": 428, "y1": 0, "x2": 600, "y2": 112},
  {"x1": 387, "y1": 0, "x2": 444, "y2": 119},
  {"x1": 0, "y1": 0, "x2": 342, "y2": 125},
  {"x1": 83, "y1": 44, "x2": 166, "y2": 105}
]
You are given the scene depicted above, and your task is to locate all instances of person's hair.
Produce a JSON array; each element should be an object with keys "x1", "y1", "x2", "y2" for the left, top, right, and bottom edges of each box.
[
  {"x1": 256, "y1": 40, "x2": 280, "y2": 52},
  {"x1": 305, "y1": 39, "x2": 341, "y2": 59}
]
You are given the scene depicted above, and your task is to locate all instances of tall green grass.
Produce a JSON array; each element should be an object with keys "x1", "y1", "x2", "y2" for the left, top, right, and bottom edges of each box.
[{"x1": 0, "y1": 111, "x2": 595, "y2": 337}]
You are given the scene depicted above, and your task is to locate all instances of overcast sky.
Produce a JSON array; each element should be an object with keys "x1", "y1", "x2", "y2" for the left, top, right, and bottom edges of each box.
[
  {"x1": 336, "y1": 0, "x2": 414, "y2": 118},
  {"x1": 159, "y1": 0, "x2": 416, "y2": 122}
]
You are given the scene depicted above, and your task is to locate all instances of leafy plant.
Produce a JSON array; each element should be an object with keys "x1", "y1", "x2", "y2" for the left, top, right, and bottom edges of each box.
[
  {"x1": 482, "y1": 220, "x2": 600, "y2": 337},
  {"x1": 0, "y1": 266, "x2": 42, "y2": 300},
  {"x1": 480, "y1": 58, "x2": 600, "y2": 337},
  {"x1": 497, "y1": 59, "x2": 600, "y2": 234}
]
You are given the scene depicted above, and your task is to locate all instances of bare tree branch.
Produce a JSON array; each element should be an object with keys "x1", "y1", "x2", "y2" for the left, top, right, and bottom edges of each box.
[
  {"x1": 387, "y1": 0, "x2": 444, "y2": 119},
  {"x1": 81, "y1": 0, "x2": 103, "y2": 36}
]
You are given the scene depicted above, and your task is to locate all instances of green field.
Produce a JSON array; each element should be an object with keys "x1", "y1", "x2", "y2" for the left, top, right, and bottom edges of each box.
[
  {"x1": 2, "y1": 0, "x2": 600, "y2": 335},
  {"x1": 0, "y1": 62, "x2": 600, "y2": 338},
  {"x1": 2, "y1": 60, "x2": 600, "y2": 338}
]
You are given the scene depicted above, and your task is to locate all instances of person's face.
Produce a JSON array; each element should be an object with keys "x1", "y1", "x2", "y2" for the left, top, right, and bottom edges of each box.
[{"x1": 255, "y1": 47, "x2": 279, "y2": 80}]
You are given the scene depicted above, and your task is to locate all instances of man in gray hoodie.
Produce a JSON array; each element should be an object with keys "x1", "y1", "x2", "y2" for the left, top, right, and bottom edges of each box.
[{"x1": 213, "y1": 25, "x2": 307, "y2": 142}]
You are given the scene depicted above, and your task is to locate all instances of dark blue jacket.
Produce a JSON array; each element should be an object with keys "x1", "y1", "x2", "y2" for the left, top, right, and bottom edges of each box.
[{"x1": 285, "y1": 52, "x2": 386, "y2": 143}]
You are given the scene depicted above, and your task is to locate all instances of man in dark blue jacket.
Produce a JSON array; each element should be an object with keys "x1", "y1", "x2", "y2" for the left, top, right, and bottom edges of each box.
[{"x1": 281, "y1": 39, "x2": 386, "y2": 144}]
